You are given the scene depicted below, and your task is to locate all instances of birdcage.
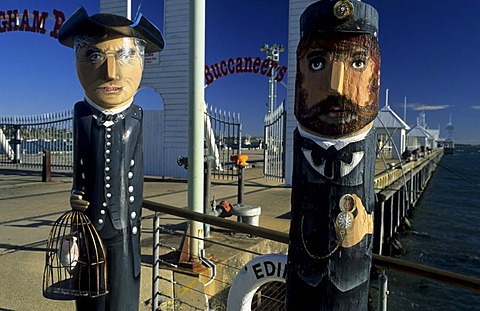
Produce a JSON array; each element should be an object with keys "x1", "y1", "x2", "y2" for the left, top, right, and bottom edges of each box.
[{"x1": 43, "y1": 210, "x2": 107, "y2": 300}]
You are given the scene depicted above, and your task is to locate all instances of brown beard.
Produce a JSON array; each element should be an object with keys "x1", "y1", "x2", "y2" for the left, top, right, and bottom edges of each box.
[{"x1": 297, "y1": 95, "x2": 378, "y2": 137}]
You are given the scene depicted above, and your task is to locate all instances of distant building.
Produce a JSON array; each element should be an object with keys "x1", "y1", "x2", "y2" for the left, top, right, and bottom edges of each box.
[
  {"x1": 374, "y1": 104, "x2": 410, "y2": 159},
  {"x1": 406, "y1": 111, "x2": 436, "y2": 152},
  {"x1": 438, "y1": 115, "x2": 455, "y2": 154}
]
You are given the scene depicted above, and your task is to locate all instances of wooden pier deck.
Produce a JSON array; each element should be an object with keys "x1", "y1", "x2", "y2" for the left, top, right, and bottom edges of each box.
[{"x1": 373, "y1": 148, "x2": 444, "y2": 255}]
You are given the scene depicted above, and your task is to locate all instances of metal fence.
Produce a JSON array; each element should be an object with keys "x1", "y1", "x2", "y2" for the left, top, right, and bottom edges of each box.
[
  {"x1": 205, "y1": 104, "x2": 242, "y2": 180},
  {"x1": 0, "y1": 106, "x2": 242, "y2": 178},
  {"x1": 263, "y1": 102, "x2": 286, "y2": 181},
  {"x1": 0, "y1": 110, "x2": 73, "y2": 170},
  {"x1": 143, "y1": 200, "x2": 480, "y2": 311}
]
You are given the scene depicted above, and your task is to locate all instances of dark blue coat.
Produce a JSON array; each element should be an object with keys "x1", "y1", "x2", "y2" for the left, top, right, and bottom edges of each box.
[
  {"x1": 72, "y1": 100, "x2": 144, "y2": 277},
  {"x1": 286, "y1": 128, "x2": 375, "y2": 309}
]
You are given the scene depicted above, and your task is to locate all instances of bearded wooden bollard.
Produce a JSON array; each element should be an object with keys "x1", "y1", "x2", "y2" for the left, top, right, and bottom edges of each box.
[
  {"x1": 286, "y1": 0, "x2": 380, "y2": 309},
  {"x1": 58, "y1": 7, "x2": 164, "y2": 311}
]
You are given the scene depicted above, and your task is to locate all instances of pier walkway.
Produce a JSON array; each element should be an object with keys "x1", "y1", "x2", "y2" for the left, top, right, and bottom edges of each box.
[{"x1": 0, "y1": 149, "x2": 444, "y2": 310}]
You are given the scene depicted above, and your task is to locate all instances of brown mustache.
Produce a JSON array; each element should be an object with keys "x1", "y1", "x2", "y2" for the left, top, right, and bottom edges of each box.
[{"x1": 300, "y1": 95, "x2": 377, "y2": 123}]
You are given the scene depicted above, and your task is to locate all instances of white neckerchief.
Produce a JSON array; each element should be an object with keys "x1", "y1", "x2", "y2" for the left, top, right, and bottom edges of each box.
[
  {"x1": 298, "y1": 123, "x2": 371, "y2": 178},
  {"x1": 297, "y1": 123, "x2": 370, "y2": 150}
]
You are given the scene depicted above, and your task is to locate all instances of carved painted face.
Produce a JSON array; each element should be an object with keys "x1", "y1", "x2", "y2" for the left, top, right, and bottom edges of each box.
[
  {"x1": 75, "y1": 37, "x2": 144, "y2": 110},
  {"x1": 295, "y1": 34, "x2": 380, "y2": 137}
]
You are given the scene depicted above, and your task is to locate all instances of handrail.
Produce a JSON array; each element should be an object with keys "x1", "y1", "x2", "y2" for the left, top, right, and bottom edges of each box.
[{"x1": 143, "y1": 199, "x2": 480, "y2": 294}]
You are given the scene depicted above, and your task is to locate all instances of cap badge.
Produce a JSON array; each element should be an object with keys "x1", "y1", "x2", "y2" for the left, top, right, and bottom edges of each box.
[{"x1": 333, "y1": 0, "x2": 354, "y2": 20}]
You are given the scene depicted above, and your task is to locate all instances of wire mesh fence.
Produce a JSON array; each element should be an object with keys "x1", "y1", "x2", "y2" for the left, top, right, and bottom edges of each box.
[
  {"x1": 141, "y1": 199, "x2": 480, "y2": 311},
  {"x1": 152, "y1": 224, "x2": 286, "y2": 310},
  {"x1": 143, "y1": 203, "x2": 288, "y2": 311}
]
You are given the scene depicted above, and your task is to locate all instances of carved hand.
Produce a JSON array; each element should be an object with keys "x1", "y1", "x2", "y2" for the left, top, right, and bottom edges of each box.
[{"x1": 70, "y1": 190, "x2": 90, "y2": 212}]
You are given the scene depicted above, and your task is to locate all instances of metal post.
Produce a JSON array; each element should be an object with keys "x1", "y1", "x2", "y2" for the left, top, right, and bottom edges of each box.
[
  {"x1": 378, "y1": 272, "x2": 388, "y2": 311},
  {"x1": 237, "y1": 166, "x2": 245, "y2": 205},
  {"x1": 152, "y1": 212, "x2": 160, "y2": 311},
  {"x1": 188, "y1": 0, "x2": 205, "y2": 260},
  {"x1": 261, "y1": 44, "x2": 284, "y2": 114},
  {"x1": 204, "y1": 156, "x2": 213, "y2": 237},
  {"x1": 14, "y1": 125, "x2": 21, "y2": 164}
]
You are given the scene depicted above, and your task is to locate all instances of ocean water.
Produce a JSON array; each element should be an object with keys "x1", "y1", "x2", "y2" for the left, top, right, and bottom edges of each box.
[{"x1": 388, "y1": 146, "x2": 480, "y2": 310}]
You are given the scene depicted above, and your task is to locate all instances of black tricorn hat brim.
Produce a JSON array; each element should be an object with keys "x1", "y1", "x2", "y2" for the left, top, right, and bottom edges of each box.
[{"x1": 58, "y1": 7, "x2": 164, "y2": 53}]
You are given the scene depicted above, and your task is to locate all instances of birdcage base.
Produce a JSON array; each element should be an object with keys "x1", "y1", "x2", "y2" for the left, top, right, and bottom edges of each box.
[{"x1": 43, "y1": 278, "x2": 108, "y2": 300}]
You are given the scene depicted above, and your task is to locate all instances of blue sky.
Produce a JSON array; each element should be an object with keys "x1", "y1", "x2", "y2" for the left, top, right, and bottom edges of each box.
[{"x1": 1, "y1": 1, "x2": 479, "y2": 144}]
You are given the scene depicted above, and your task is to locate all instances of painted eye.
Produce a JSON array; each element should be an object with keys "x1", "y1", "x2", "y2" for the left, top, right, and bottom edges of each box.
[
  {"x1": 118, "y1": 50, "x2": 136, "y2": 63},
  {"x1": 119, "y1": 53, "x2": 132, "y2": 63},
  {"x1": 88, "y1": 53, "x2": 103, "y2": 62},
  {"x1": 352, "y1": 59, "x2": 366, "y2": 69},
  {"x1": 309, "y1": 57, "x2": 325, "y2": 71}
]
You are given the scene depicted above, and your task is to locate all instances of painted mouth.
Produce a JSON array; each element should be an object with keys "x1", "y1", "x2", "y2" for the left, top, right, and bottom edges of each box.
[{"x1": 98, "y1": 86, "x2": 124, "y2": 94}]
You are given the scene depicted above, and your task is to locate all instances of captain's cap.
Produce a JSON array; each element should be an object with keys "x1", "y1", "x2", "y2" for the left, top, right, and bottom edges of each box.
[
  {"x1": 58, "y1": 7, "x2": 165, "y2": 53},
  {"x1": 300, "y1": 0, "x2": 378, "y2": 39}
]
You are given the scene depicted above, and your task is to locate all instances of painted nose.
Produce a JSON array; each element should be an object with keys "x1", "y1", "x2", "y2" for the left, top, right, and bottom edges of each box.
[
  {"x1": 106, "y1": 55, "x2": 116, "y2": 80},
  {"x1": 329, "y1": 61, "x2": 344, "y2": 95}
]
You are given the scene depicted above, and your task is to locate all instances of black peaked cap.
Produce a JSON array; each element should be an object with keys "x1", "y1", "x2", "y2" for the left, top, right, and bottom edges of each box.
[
  {"x1": 58, "y1": 7, "x2": 164, "y2": 53},
  {"x1": 300, "y1": 0, "x2": 378, "y2": 39}
]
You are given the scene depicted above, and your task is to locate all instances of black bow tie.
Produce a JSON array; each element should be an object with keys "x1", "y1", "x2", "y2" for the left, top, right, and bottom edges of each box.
[
  {"x1": 300, "y1": 138, "x2": 353, "y2": 179},
  {"x1": 97, "y1": 113, "x2": 123, "y2": 125}
]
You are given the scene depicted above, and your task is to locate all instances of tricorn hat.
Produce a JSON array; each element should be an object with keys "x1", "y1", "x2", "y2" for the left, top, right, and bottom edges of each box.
[
  {"x1": 300, "y1": 0, "x2": 378, "y2": 39},
  {"x1": 58, "y1": 7, "x2": 164, "y2": 53}
]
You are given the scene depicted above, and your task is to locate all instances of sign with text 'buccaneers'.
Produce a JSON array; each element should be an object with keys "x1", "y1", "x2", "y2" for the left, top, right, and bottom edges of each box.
[
  {"x1": 205, "y1": 56, "x2": 288, "y2": 85},
  {"x1": 0, "y1": 9, "x2": 65, "y2": 38}
]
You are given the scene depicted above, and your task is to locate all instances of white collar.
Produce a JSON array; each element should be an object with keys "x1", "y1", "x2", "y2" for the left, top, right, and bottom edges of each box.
[
  {"x1": 85, "y1": 96, "x2": 133, "y2": 115},
  {"x1": 298, "y1": 123, "x2": 371, "y2": 150}
]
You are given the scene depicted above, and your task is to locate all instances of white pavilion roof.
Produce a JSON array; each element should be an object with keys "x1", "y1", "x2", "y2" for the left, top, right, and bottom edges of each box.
[{"x1": 374, "y1": 105, "x2": 410, "y2": 130}]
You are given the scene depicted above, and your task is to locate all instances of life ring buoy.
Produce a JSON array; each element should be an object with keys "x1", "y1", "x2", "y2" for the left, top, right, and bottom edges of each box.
[{"x1": 227, "y1": 254, "x2": 287, "y2": 311}]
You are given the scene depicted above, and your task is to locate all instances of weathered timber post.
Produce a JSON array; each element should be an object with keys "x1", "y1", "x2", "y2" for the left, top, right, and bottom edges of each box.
[
  {"x1": 286, "y1": 0, "x2": 380, "y2": 309},
  {"x1": 42, "y1": 149, "x2": 52, "y2": 182}
]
